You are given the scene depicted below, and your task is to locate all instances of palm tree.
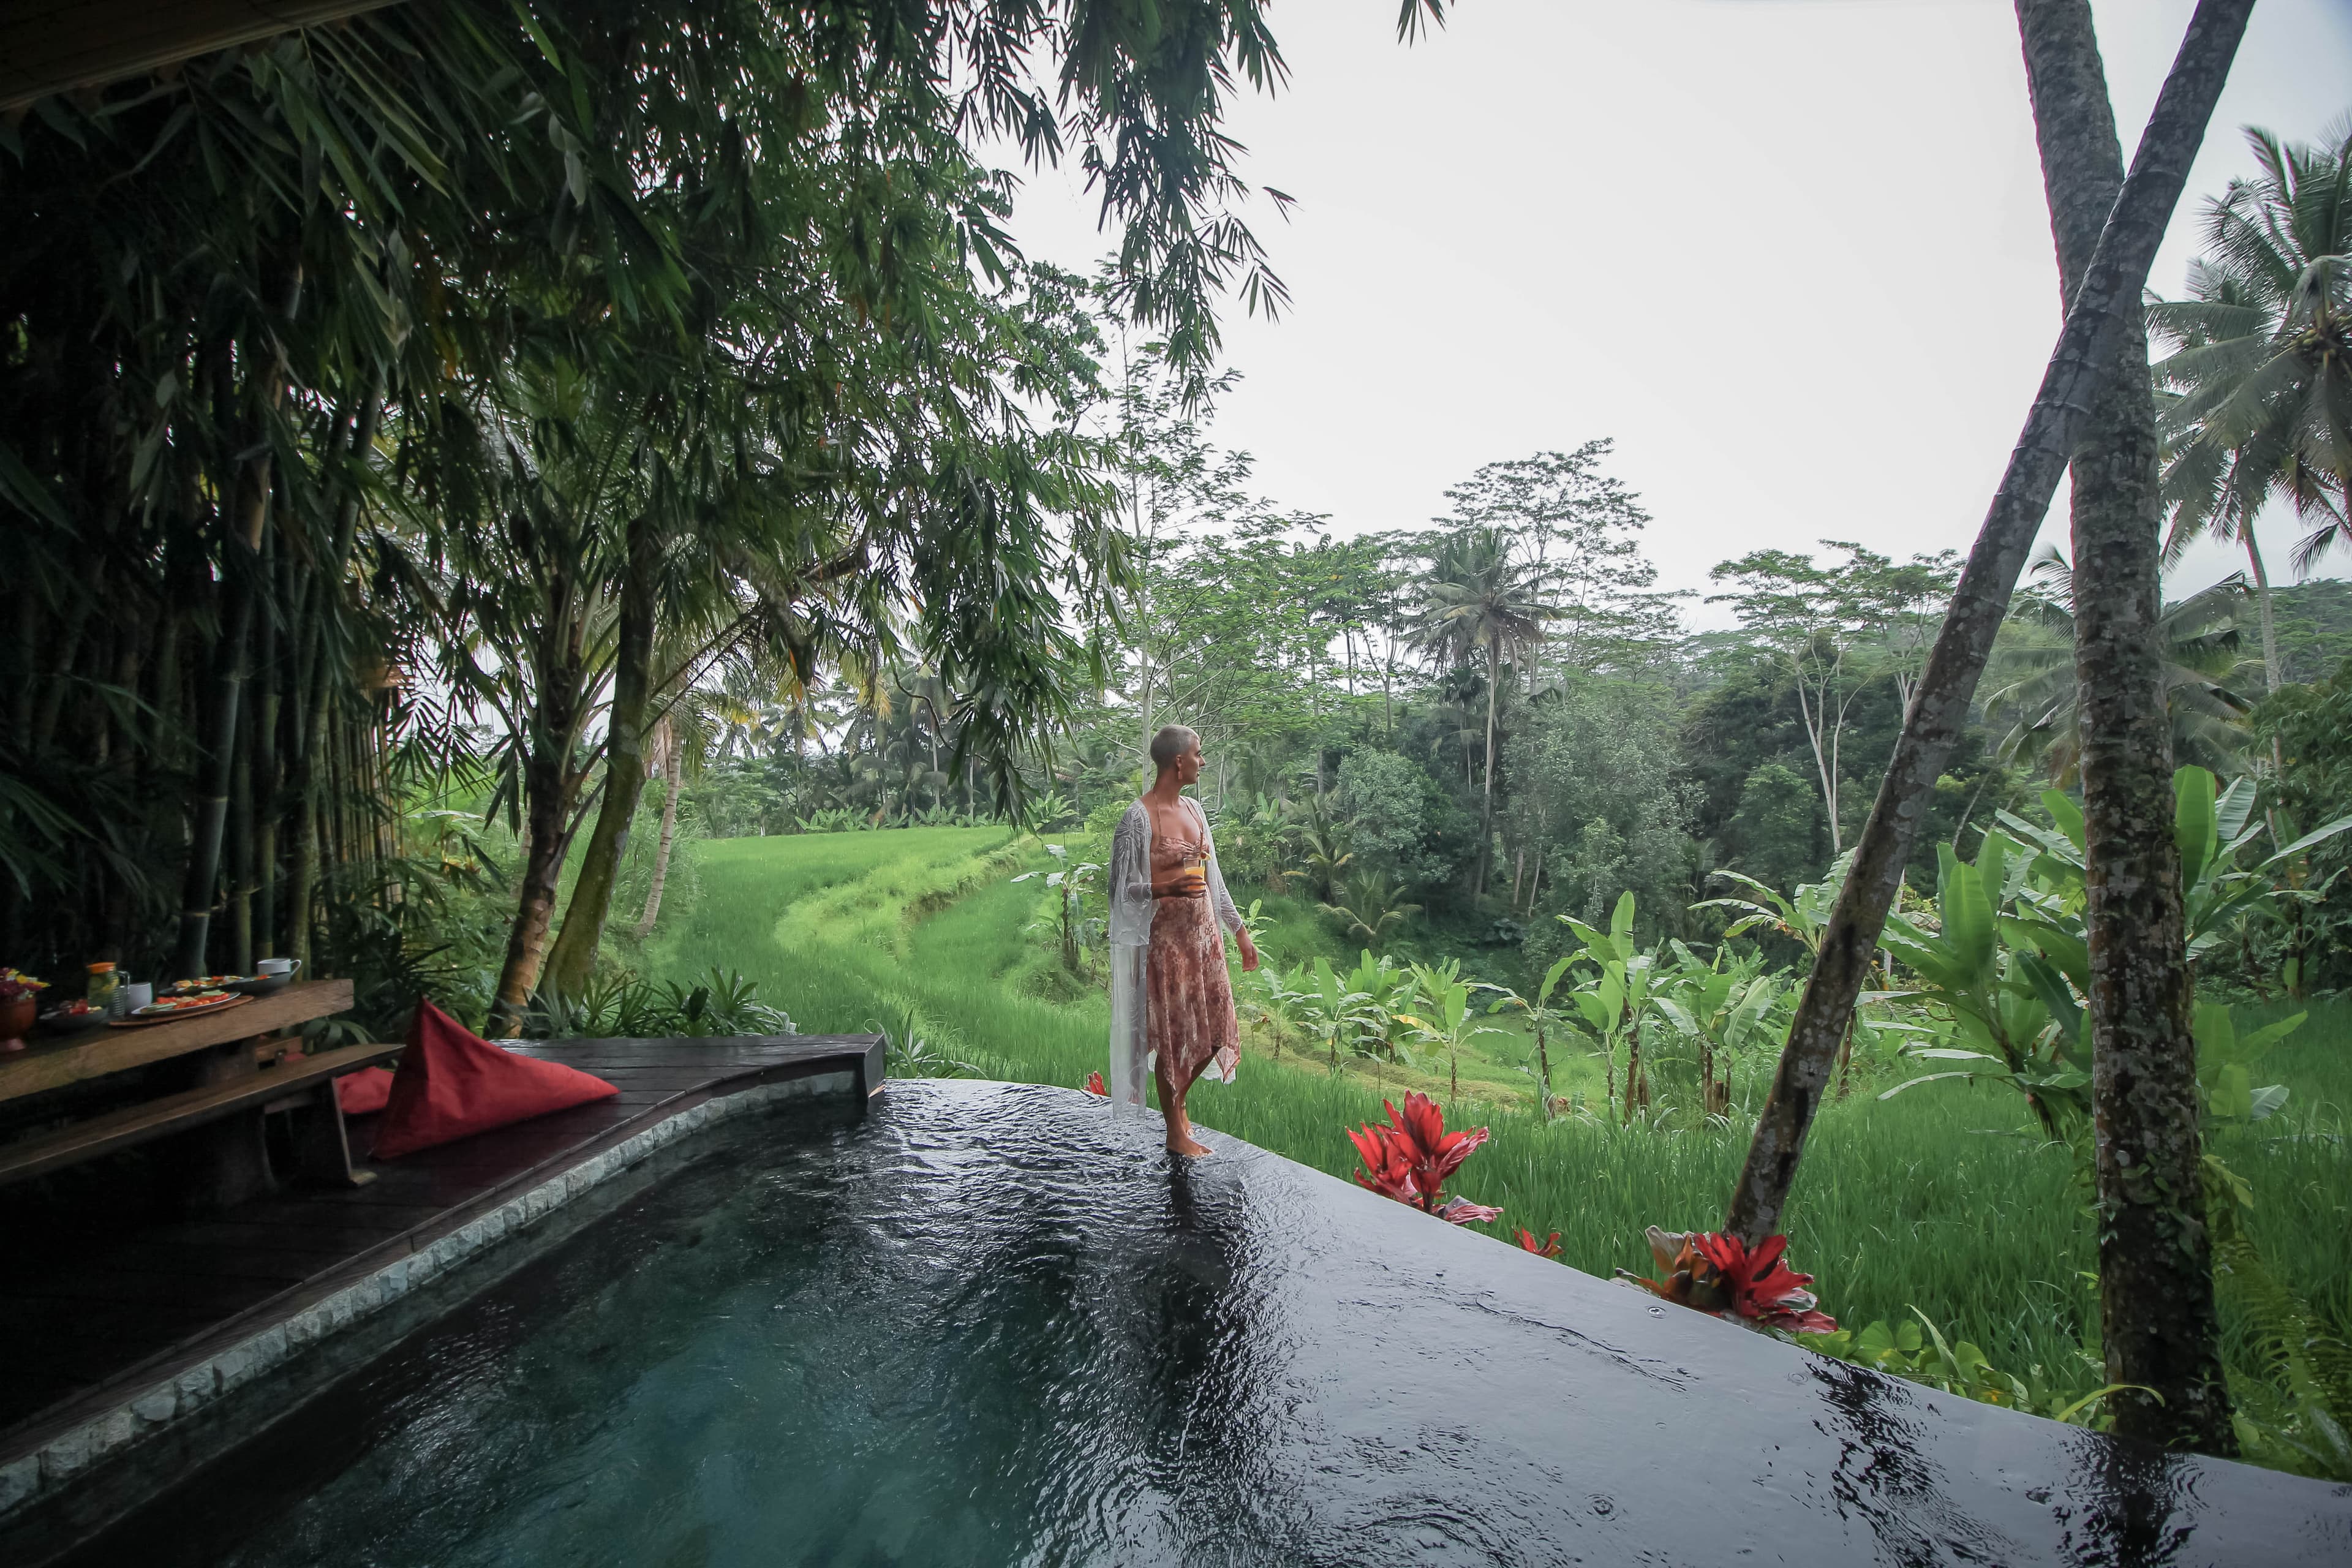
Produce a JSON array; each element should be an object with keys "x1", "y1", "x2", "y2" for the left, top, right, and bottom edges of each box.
[
  {"x1": 1983, "y1": 546, "x2": 2256, "y2": 785},
  {"x1": 2150, "y1": 119, "x2": 2352, "y2": 693},
  {"x1": 1317, "y1": 870, "x2": 1420, "y2": 951},
  {"x1": 1410, "y1": 527, "x2": 1558, "y2": 894}
]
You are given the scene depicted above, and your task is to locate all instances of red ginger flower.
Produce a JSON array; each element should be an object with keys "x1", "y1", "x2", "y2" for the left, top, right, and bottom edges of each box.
[
  {"x1": 1516, "y1": 1229, "x2": 1562, "y2": 1259},
  {"x1": 1347, "y1": 1093, "x2": 1497, "y2": 1226},
  {"x1": 1619, "y1": 1226, "x2": 1835, "y2": 1335},
  {"x1": 1082, "y1": 1071, "x2": 1107, "y2": 1096}
]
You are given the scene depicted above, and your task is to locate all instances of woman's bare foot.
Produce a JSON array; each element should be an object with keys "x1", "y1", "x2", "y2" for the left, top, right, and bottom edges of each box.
[{"x1": 1166, "y1": 1130, "x2": 1213, "y2": 1158}]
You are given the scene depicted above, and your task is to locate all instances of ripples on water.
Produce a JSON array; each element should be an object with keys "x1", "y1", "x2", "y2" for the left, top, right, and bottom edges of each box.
[{"x1": 57, "y1": 1081, "x2": 2352, "y2": 1567}]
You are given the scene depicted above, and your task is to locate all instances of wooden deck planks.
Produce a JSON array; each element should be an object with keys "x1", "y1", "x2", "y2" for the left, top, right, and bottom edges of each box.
[{"x1": 2, "y1": 1033, "x2": 881, "y2": 1450}]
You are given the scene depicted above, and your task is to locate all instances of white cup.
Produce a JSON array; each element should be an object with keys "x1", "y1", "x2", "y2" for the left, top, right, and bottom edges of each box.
[
  {"x1": 121, "y1": 982, "x2": 153, "y2": 1013},
  {"x1": 257, "y1": 959, "x2": 294, "y2": 976}
]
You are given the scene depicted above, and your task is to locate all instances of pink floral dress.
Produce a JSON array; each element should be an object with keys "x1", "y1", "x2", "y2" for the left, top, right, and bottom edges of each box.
[{"x1": 1144, "y1": 807, "x2": 1240, "y2": 1090}]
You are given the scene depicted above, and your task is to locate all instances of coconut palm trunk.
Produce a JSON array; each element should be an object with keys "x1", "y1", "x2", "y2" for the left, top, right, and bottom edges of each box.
[
  {"x1": 1480, "y1": 640, "x2": 1500, "y2": 896},
  {"x1": 2242, "y1": 527, "x2": 2282, "y2": 692},
  {"x1": 2017, "y1": 0, "x2": 2233, "y2": 1452},
  {"x1": 1723, "y1": 0, "x2": 2252, "y2": 1268}
]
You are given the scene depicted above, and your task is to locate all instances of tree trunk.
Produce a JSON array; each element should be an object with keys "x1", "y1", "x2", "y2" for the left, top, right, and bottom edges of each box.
[
  {"x1": 1722, "y1": 0, "x2": 2253, "y2": 1250},
  {"x1": 1479, "y1": 644, "x2": 1500, "y2": 897},
  {"x1": 1630, "y1": 1011, "x2": 1649, "y2": 1117},
  {"x1": 2018, "y1": 0, "x2": 2234, "y2": 1453},
  {"x1": 1793, "y1": 667, "x2": 1842, "y2": 853},
  {"x1": 544, "y1": 520, "x2": 660, "y2": 1000},
  {"x1": 635, "y1": 718, "x2": 684, "y2": 940},
  {"x1": 1535, "y1": 1017, "x2": 1554, "y2": 1120},
  {"x1": 490, "y1": 744, "x2": 573, "y2": 1036},
  {"x1": 489, "y1": 581, "x2": 591, "y2": 1036},
  {"x1": 2242, "y1": 527, "x2": 2281, "y2": 693}
]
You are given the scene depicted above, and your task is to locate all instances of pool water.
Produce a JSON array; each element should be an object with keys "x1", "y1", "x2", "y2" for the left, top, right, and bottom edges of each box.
[{"x1": 59, "y1": 1081, "x2": 2352, "y2": 1567}]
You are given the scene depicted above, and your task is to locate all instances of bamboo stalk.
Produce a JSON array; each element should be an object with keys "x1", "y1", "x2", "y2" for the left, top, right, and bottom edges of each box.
[
  {"x1": 172, "y1": 557, "x2": 255, "y2": 980},
  {"x1": 229, "y1": 695, "x2": 254, "y2": 974}
]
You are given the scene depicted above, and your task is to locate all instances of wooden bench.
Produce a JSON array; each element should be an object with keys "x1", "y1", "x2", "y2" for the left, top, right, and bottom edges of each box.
[
  {"x1": 0, "y1": 979, "x2": 373, "y2": 1208},
  {"x1": 0, "y1": 1041, "x2": 399, "y2": 1188}
]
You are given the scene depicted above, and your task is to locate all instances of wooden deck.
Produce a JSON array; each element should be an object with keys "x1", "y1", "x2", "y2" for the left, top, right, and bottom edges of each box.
[{"x1": 0, "y1": 1034, "x2": 883, "y2": 1466}]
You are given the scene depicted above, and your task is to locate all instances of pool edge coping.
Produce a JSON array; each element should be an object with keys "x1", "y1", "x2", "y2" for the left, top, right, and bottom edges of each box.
[{"x1": 0, "y1": 1059, "x2": 872, "y2": 1525}]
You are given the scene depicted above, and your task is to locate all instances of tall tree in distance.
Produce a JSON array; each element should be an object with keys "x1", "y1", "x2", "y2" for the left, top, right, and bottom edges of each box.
[
  {"x1": 1410, "y1": 527, "x2": 1557, "y2": 897},
  {"x1": 2014, "y1": 0, "x2": 2233, "y2": 1452},
  {"x1": 1436, "y1": 443, "x2": 1667, "y2": 682},
  {"x1": 1708, "y1": 542, "x2": 1896, "y2": 854}
]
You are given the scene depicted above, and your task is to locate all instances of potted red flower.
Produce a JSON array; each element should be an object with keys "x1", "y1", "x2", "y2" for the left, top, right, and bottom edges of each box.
[
  {"x1": 0, "y1": 968, "x2": 48, "y2": 1054},
  {"x1": 1346, "y1": 1092, "x2": 1501, "y2": 1227},
  {"x1": 1619, "y1": 1225, "x2": 1835, "y2": 1335}
]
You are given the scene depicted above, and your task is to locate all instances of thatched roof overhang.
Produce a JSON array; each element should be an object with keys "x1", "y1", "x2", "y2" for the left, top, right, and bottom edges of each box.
[{"x1": 0, "y1": 0, "x2": 407, "y2": 111}]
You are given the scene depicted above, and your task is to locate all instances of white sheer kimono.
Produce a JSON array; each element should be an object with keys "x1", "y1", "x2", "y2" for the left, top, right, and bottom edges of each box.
[{"x1": 1104, "y1": 797, "x2": 1245, "y2": 1109}]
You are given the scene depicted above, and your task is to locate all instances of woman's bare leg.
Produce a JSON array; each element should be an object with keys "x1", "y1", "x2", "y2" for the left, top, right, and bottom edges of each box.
[{"x1": 1155, "y1": 1052, "x2": 1212, "y2": 1158}]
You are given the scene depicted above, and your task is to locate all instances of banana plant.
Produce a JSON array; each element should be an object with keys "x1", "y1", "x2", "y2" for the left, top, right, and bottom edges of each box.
[
  {"x1": 1651, "y1": 941, "x2": 1784, "y2": 1118},
  {"x1": 2193, "y1": 1001, "x2": 2300, "y2": 1125},
  {"x1": 1558, "y1": 891, "x2": 1664, "y2": 1123},
  {"x1": 1011, "y1": 843, "x2": 1103, "y2": 974},
  {"x1": 1692, "y1": 849, "x2": 1856, "y2": 959},
  {"x1": 1398, "y1": 958, "x2": 1504, "y2": 1100},
  {"x1": 1879, "y1": 833, "x2": 2081, "y2": 1140},
  {"x1": 1303, "y1": 954, "x2": 1380, "y2": 1072},
  {"x1": 1477, "y1": 952, "x2": 1579, "y2": 1121},
  {"x1": 1997, "y1": 767, "x2": 2352, "y2": 959},
  {"x1": 1341, "y1": 948, "x2": 1420, "y2": 1062},
  {"x1": 1246, "y1": 960, "x2": 1311, "y2": 1059}
]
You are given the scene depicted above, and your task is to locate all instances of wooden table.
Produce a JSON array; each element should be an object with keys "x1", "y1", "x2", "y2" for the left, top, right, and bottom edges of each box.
[
  {"x1": 0, "y1": 979, "x2": 355, "y2": 1106},
  {"x1": 0, "y1": 978, "x2": 360, "y2": 1208}
]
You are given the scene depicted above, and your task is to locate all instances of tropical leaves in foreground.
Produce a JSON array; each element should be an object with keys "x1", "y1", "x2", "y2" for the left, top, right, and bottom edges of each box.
[
  {"x1": 526, "y1": 967, "x2": 793, "y2": 1039},
  {"x1": 1805, "y1": 1311, "x2": 2135, "y2": 1429}
]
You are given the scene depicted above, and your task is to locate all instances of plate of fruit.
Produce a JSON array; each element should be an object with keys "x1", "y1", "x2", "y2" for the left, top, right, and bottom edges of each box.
[
  {"x1": 111, "y1": 990, "x2": 251, "y2": 1027},
  {"x1": 39, "y1": 998, "x2": 113, "y2": 1035}
]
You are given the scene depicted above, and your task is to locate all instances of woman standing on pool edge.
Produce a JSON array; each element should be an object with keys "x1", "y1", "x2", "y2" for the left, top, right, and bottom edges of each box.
[{"x1": 1105, "y1": 725, "x2": 1260, "y2": 1156}]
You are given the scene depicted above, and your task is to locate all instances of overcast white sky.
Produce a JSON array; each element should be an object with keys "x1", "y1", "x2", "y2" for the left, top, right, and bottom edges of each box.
[{"x1": 1000, "y1": 0, "x2": 2352, "y2": 627}]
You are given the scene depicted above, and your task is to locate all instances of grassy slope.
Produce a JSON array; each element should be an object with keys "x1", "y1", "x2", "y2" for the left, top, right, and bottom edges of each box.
[{"x1": 647, "y1": 829, "x2": 2351, "y2": 1398}]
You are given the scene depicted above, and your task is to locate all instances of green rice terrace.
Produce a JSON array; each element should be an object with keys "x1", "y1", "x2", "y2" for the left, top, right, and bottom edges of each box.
[{"x1": 625, "y1": 821, "x2": 2352, "y2": 1464}]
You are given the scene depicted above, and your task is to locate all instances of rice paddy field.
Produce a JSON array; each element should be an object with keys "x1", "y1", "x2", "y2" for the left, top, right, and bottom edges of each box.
[{"x1": 644, "y1": 826, "x2": 2352, "y2": 1422}]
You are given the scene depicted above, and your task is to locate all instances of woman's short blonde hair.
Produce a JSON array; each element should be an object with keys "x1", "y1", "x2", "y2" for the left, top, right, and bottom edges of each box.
[{"x1": 1149, "y1": 724, "x2": 1200, "y2": 770}]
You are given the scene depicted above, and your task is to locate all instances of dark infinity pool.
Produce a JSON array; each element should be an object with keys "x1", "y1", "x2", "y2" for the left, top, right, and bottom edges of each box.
[{"x1": 59, "y1": 1080, "x2": 2352, "y2": 1566}]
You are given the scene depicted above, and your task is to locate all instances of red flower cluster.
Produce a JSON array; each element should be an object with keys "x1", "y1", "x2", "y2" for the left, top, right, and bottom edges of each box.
[
  {"x1": 1346, "y1": 1093, "x2": 1498, "y2": 1227},
  {"x1": 1082, "y1": 1071, "x2": 1107, "y2": 1096},
  {"x1": 1621, "y1": 1226, "x2": 1834, "y2": 1334},
  {"x1": 1516, "y1": 1229, "x2": 1562, "y2": 1259}
]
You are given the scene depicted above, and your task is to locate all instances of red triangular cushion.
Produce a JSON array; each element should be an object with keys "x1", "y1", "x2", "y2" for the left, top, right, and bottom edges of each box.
[
  {"x1": 371, "y1": 999, "x2": 618, "y2": 1160},
  {"x1": 336, "y1": 1065, "x2": 395, "y2": 1115}
]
